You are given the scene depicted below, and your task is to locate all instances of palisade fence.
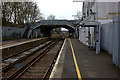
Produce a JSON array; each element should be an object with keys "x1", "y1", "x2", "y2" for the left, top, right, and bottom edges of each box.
[
  {"x1": 2, "y1": 26, "x2": 42, "y2": 40},
  {"x1": 32, "y1": 29, "x2": 42, "y2": 38},
  {"x1": 100, "y1": 16, "x2": 120, "y2": 68},
  {"x1": 2, "y1": 26, "x2": 26, "y2": 40}
]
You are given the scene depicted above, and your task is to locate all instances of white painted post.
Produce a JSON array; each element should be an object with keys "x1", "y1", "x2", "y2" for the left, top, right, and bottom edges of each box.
[
  {"x1": 98, "y1": 23, "x2": 101, "y2": 53},
  {"x1": 96, "y1": 25, "x2": 99, "y2": 54},
  {"x1": 96, "y1": 1, "x2": 100, "y2": 54}
]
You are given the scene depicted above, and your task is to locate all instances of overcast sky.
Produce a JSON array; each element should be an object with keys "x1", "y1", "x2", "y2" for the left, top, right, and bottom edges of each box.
[{"x1": 33, "y1": 0, "x2": 83, "y2": 20}]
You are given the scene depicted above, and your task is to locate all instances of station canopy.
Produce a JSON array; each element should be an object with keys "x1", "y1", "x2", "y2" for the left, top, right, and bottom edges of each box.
[{"x1": 80, "y1": 21, "x2": 101, "y2": 27}]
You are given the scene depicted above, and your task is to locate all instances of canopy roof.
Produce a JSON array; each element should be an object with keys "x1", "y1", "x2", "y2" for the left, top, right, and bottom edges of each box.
[{"x1": 80, "y1": 21, "x2": 101, "y2": 27}]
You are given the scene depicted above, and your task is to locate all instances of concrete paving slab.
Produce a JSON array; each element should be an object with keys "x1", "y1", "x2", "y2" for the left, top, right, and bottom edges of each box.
[
  {"x1": 71, "y1": 39, "x2": 119, "y2": 78},
  {"x1": 61, "y1": 39, "x2": 78, "y2": 79},
  {"x1": 49, "y1": 38, "x2": 119, "y2": 79}
]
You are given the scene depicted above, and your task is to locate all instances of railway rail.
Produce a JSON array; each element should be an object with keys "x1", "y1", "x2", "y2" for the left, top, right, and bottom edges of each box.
[
  {"x1": 2, "y1": 40, "x2": 52, "y2": 73},
  {"x1": 2, "y1": 38, "x2": 48, "y2": 60},
  {"x1": 2, "y1": 39, "x2": 64, "y2": 80}
]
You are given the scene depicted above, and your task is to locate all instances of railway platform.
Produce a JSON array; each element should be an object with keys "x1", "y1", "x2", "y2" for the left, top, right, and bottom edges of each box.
[
  {"x1": 1, "y1": 38, "x2": 48, "y2": 60},
  {"x1": 50, "y1": 38, "x2": 119, "y2": 79},
  {"x1": 1, "y1": 38, "x2": 45, "y2": 49}
]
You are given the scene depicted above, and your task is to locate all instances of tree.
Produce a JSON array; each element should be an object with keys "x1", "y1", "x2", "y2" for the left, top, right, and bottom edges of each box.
[
  {"x1": 31, "y1": 3, "x2": 44, "y2": 22},
  {"x1": 72, "y1": 11, "x2": 82, "y2": 20},
  {"x1": 47, "y1": 14, "x2": 56, "y2": 20},
  {"x1": 2, "y1": 2, "x2": 44, "y2": 26}
]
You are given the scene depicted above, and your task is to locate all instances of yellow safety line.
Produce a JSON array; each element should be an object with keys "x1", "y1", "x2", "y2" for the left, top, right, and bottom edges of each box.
[{"x1": 69, "y1": 38, "x2": 82, "y2": 80}]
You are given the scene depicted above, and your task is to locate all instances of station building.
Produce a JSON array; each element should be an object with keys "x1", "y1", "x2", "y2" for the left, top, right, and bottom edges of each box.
[{"x1": 79, "y1": 0, "x2": 120, "y2": 68}]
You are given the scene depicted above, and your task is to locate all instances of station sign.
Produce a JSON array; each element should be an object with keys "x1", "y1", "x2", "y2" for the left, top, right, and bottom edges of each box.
[
  {"x1": 18, "y1": 27, "x2": 24, "y2": 29},
  {"x1": 74, "y1": 25, "x2": 79, "y2": 27}
]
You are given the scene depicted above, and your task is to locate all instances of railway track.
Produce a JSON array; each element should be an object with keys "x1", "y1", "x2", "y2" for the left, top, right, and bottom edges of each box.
[
  {"x1": 2, "y1": 40, "x2": 52, "y2": 72},
  {"x1": 2, "y1": 39, "x2": 64, "y2": 80}
]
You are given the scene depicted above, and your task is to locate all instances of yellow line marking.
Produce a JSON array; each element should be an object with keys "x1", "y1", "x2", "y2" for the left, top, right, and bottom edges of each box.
[{"x1": 69, "y1": 38, "x2": 82, "y2": 80}]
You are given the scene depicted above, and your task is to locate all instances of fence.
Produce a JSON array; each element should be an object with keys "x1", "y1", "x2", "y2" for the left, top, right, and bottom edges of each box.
[
  {"x1": 100, "y1": 16, "x2": 120, "y2": 68},
  {"x1": 32, "y1": 29, "x2": 42, "y2": 38},
  {"x1": 2, "y1": 26, "x2": 26, "y2": 40}
]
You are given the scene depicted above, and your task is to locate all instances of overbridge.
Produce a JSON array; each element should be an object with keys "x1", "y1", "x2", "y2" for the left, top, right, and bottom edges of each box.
[{"x1": 22, "y1": 20, "x2": 80, "y2": 38}]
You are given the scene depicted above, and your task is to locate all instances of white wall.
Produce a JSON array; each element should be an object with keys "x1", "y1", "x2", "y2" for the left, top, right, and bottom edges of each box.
[
  {"x1": 92, "y1": 2, "x2": 118, "y2": 19},
  {"x1": 90, "y1": 27, "x2": 95, "y2": 47},
  {"x1": 79, "y1": 27, "x2": 88, "y2": 46}
]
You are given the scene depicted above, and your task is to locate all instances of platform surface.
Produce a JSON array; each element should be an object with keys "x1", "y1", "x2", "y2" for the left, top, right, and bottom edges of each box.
[
  {"x1": 52, "y1": 38, "x2": 119, "y2": 79},
  {"x1": 0, "y1": 38, "x2": 44, "y2": 49}
]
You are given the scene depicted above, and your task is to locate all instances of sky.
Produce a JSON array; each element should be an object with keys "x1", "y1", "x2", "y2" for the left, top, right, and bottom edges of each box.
[{"x1": 33, "y1": 0, "x2": 83, "y2": 20}]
